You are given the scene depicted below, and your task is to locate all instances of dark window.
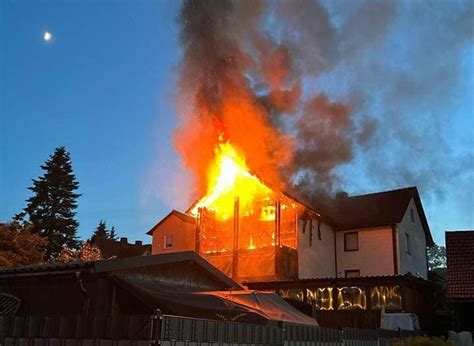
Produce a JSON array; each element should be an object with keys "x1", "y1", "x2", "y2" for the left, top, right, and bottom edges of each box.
[
  {"x1": 410, "y1": 208, "x2": 415, "y2": 223},
  {"x1": 345, "y1": 270, "x2": 360, "y2": 278},
  {"x1": 405, "y1": 233, "x2": 411, "y2": 254},
  {"x1": 164, "y1": 235, "x2": 173, "y2": 249},
  {"x1": 344, "y1": 232, "x2": 359, "y2": 251}
]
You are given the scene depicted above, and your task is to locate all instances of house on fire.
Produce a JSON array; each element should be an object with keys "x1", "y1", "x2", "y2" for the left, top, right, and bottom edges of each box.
[
  {"x1": 148, "y1": 186, "x2": 433, "y2": 281},
  {"x1": 147, "y1": 186, "x2": 435, "y2": 329}
]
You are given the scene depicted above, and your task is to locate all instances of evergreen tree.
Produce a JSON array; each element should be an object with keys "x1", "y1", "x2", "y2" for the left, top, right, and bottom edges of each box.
[
  {"x1": 91, "y1": 220, "x2": 108, "y2": 242},
  {"x1": 23, "y1": 147, "x2": 80, "y2": 259},
  {"x1": 108, "y1": 226, "x2": 117, "y2": 240},
  {"x1": 90, "y1": 221, "x2": 118, "y2": 242}
]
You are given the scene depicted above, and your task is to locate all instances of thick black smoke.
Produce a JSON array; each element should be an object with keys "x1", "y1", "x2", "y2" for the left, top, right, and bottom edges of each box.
[{"x1": 176, "y1": 0, "x2": 473, "y2": 208}]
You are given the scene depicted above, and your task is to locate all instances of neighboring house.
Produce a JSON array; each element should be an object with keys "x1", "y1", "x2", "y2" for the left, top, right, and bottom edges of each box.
[
  {"x1": 446, "y1": 230, "x2": 474, "y2": 332},
  {"x1": 327, "y1": 187, "x2": 433, "y2": 280},
  {"x1": 147, "y1": 210, "x2": 196, "y2": 254},
  {"x1": 92, "y1": 237, "x2": 151, "y2": 259}
]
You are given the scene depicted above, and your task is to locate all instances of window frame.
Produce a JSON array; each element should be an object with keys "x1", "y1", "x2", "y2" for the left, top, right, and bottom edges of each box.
[
  {"x1": 344, "y1": 232, "x2": 359, "y2": 252},
  {"x1": 405, "y1": 233, "x2": 411, "y2": 254},
  {"x1": 164, "y1": 234, "x2": 173, "y2": 249}
]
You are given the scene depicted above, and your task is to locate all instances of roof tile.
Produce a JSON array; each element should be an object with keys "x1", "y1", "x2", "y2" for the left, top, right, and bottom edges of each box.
[{"x1": 446, "y1": 231, "x2": 474, "y2": 300}]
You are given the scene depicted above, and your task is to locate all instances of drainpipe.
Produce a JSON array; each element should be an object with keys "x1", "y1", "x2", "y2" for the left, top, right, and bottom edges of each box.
[
  {"x1": 391, "y1": 224, "x2": 399, "y2": 275},
  {"x1": 333, "y1": 230, "x2": 338, "y2": 278}
]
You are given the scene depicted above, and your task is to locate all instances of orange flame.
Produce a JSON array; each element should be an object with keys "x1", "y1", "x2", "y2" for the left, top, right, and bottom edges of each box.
[
  {"x1": 190, "y1": 134, "x2": 274, "y2": 221},
  {"x1": 248, "y1": 234, "x2": 256, "y2": 250}
]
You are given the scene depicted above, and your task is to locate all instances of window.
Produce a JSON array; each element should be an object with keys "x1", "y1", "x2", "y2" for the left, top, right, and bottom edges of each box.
[
  {"x1": 345, "y1": 270, "x2": 360, "y2": 278},
  {"x1": 164, "y1": 235, "x2": 173, "y2": 249},
  {"x1": 410, "y1": 208, "x2": 415, "y2": 223},
  {"x1": 344, "y1": 232, "x2": 359, "y2": 251},
  {"x1": 405, "y1": 233, "x2": 411, "y2": 254}
]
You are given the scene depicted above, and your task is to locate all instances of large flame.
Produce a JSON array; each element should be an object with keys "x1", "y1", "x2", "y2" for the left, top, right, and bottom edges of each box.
[{"x1": 190, "y1": 134, "x2": 274, "y2": 221}]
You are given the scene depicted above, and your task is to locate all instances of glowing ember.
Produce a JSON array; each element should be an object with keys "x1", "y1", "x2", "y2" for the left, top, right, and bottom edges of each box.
[{"x1": 190, "y1": 134, "x2": 273, "y2": 221}]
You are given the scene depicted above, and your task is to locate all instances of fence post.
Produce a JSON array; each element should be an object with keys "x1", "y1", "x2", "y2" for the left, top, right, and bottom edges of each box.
[{"x1": 148, "y1": 309, "x2": 162, "y2": 345}]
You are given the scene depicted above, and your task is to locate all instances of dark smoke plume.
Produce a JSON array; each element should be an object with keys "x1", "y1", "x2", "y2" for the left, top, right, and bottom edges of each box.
[{"x1": 174, "y1": 0, "x2": 473, "y2": 209}]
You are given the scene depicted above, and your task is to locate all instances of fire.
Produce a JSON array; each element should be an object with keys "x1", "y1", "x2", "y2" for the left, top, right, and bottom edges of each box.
[
  {"x1": 190, "y1": 135, "x2": 274, "y2": 221},
  {"x1": 188, "y1": 132, "x2": 300, "y2": 280},
  {"x1": 248, "y1": 234, "x2": 256, "y2": 250}
]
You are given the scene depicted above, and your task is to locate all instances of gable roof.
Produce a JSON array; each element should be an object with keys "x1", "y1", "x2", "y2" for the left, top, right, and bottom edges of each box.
[
  {"x1": 446, "y1": 231, "x2": 474, "y2": 300},
  {"x1": 326, "y1": 187, "x2": 433, "y2": 245},
  {"x1": 146, "y1": 210, "x2": 196, "y2": 235}
]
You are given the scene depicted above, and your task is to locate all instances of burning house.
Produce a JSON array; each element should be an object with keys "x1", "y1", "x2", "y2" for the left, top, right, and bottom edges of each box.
[
  {"x1": 147, "y1": 177, "x2": 435, "y2": 328},
  {"x1": 148, "y1": 136, "x2": 325, "y2": 282}
]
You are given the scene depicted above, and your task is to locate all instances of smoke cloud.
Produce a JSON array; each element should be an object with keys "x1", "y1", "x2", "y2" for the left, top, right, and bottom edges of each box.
[{"x1": 173, "y1": 0, "x2": 473, "y2": 213}]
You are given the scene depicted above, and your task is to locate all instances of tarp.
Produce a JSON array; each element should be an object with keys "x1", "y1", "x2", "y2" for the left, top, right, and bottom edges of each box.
[
  {"x1": 113, "y1": 276, "x2": 267, "y2": 324},
  {"x1": 381, "y1": 313, "x2": 420, "y2": 331},
  {"x1": 114, "y1": 276, "x2": 318, "y2": 326},
  {"x1": 201, "y1": 290, "x2": 318, "y2": 326}
]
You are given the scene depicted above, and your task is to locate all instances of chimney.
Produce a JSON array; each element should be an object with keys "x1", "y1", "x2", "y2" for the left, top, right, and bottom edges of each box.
[
  {"x1": 120, "y1": 237, "x2": 128, "y2": 243},
  {"x1": 135, "y1": 240, "x2": 143, "y2": 246}
]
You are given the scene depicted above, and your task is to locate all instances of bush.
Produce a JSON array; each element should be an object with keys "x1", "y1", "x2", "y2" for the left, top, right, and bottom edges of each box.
[{"x1": 394, "y1": 336, "x2": 454, "y2": 346}]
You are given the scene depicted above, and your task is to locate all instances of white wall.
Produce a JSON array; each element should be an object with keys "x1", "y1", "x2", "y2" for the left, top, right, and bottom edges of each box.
[
  {"x1": 397, "y1": 198, "x2": 428, "y2": 279},
  {"x1": 336, "y1": 227, "x2": 395, "y2": 277},
  {"x1": 298, "y1": 219, "x2": 336, "y2": 279}
]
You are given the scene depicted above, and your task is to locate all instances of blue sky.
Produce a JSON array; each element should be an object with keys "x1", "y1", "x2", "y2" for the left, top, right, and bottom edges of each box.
[{"x1": 1, "y1": 0, "x2": 473, "y2": 245}]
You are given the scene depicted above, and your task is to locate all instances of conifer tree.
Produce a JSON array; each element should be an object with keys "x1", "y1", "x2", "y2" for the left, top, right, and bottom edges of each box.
[
  {"x1": 23, "y1": 147, "x2": 80, "y2": 259},
  {"x1": 90, "y1": 221, "x2": 118, "y2": 242},
  {"x1": 91, "y1": 220, "x2": 108, "y2": 242},
  {"x1": 108, "y1": 226, "x2": 117, "y2": 240}
]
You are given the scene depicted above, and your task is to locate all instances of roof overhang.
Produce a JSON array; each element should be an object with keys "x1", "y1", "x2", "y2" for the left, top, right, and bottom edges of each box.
[{"x1": 146, "y1": 210, "x2": 197, "y2": 235}]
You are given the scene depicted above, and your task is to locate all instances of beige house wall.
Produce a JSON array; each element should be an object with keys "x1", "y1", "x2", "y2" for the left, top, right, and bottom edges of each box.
[
  {"x1": 151, "y1": 215, "x2": 197, "y2": 254},
  {"x1": 335, "y1": 227, "x2": 395, "y2": 277}
]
